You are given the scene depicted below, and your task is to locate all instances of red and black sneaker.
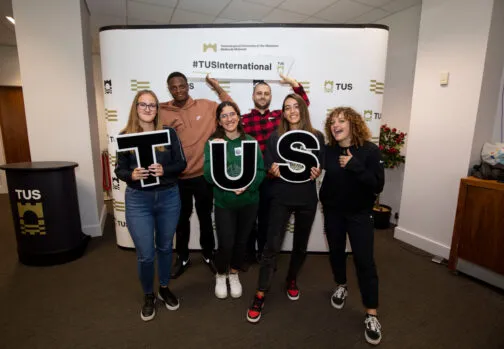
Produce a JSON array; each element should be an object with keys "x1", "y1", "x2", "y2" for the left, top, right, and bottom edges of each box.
[
  {"x1": 246, "y1": 294, "x2": 265, "y2": 323},
  {"x1": 286, "y1": 279, "x2": 300, "y2": 300}
]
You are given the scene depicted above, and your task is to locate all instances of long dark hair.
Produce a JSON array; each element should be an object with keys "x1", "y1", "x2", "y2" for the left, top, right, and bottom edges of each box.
[
  {"x1": 211, "y1": 101, "x2": 247, "y2": 140},
  {"x1": 277, "y1": 93, "x2": 317, "y2": 136}
]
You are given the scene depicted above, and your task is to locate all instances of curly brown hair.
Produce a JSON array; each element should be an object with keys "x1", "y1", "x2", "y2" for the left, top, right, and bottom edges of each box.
[{"x1": 325, "y1": 107, "x2": 371, "y2": 147}]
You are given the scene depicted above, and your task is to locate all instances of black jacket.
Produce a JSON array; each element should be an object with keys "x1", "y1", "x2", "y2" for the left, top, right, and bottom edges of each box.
[
  {"x1": 319, "y1": 141, "x2": 384, "y2": 212},
  {"x1": 114, "y1": 127, "x2": 187, "y2": 191},
  {"x1": 264, "y1": 130, "x2": 325, "y2": 206}
]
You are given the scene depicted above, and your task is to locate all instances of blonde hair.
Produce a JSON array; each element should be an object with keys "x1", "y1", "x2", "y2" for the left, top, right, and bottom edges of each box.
[
  {"x1": 121, "y1": 90, "x2": 163, "y2": 134},
  {"x1": 121, "y1": 90, "x2": 165, "y2": 151},
  {"x1": 325, "y1": 107, "x2": 371, "y2": 147}
]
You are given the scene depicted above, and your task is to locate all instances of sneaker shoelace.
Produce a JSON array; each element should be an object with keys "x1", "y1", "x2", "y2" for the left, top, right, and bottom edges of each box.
[
  {"x1": 229, "y1": 274, "x2": 239, "y2": 284},
  {"x1": 288, "y1": 280, "x2": 297, "y2": 290},
  {"x1": 365, "y1": 316, "x2": 382, "y2": 333},
  {"x1": 251, "y1": 296, "x2": 263, "y2": 311},
  {"x1": 335, "y1": 286, "x2": 346, "y2": 298}
]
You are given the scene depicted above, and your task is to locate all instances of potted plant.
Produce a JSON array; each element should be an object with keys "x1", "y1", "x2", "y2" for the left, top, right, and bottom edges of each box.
[{"x1": 373, "y1": 124, "x2": 407, "y2": 229}]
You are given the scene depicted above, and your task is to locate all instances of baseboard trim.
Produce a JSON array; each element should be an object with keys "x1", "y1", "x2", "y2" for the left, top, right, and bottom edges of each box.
[
  {"x1": 394, "y1": 226, "x2": 451, "y2": 259},
  {"x1": 82, "y1": 205, "x2": 107, "y2": 237}
]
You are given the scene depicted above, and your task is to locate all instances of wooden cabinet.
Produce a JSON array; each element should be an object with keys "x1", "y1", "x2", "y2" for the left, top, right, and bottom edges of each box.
[{"x1": 449, "y1": 177, "x2": 504, "y2": 275}]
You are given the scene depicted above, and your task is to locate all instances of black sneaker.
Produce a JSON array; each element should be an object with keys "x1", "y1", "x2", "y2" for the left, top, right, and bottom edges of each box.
[
  {"x1": 202, "y1": 252, "x2": 217, "y2": 275},
  {"x1": 331, "y1": 285, "x2": 348, "y2": 309},
  {"x1": 171, "y1": 256, "x2": 191, "y2": 279},
  {"x1": 158, "y1": 286, "x2": 180, "y2": 311},
  {"x1": 246, "y1": 294, "x2": 265, "y2": 323},
  {"x1": 364, "y1": 314, "x2": 382, "y2": 345},
  {"x1": 140, "y1": 293, "x2": 156, "y2": 321}
]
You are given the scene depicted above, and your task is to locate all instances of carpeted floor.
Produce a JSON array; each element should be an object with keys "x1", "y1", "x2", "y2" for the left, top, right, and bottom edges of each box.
[{"x1": 0, "y1": 194, "x2": 503, "y2": 349}]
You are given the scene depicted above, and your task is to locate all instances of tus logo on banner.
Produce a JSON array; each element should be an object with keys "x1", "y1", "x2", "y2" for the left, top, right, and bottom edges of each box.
[
  {"x1": 104, "y1": 80, "x2": 112, "y2": 94},
  {"x1": 15, "y1": 189, "x2": 46, "y2": 236},
  {"x1": 370, "y1": 80, "x2": 384, "y2": 94},
  {"x1": 203, "y1": 43, "x2": 217, "y2": 52},
  {"x1": 105, "y1": 109, "x2": 118, "y2": 122},
  {"x1": 217, "y1": 80, "x2": 230, "y2": 93},
  {"x1": 113, "y1": 199, "x2": 125, "y2": 212},
  {"x1": 324, "y1": 81, "x2": 353, "y2": 93},
  {"x1": 112, "y1": 177, "x2": 120, "y2": 191},
  {"x1": 109, "y1": 154, "x2": 117, "y2": 167},
  {"x1": 363, "y1": 110, "x2": 382, "y2": 121},
  {"x1": 114, "y1": 217, "x2": 127, "y2": 228},
  {"x1": 131, "y1": 80, "x2": 150, "y2": 91}
]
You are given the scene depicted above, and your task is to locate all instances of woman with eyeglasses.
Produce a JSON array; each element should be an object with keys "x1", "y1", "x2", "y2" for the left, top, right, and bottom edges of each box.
[
  {"x1": 246, "y1": 93, "x2": 324, "y2": 323},
  {"x1": 203, "y1": 101, "x2": 265, "y2": 299},
  {"x1": 115, "y1": 90, "x2": 187, "y2": 321}
]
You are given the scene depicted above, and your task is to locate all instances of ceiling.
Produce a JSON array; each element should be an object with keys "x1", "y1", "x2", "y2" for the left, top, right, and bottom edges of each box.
[{"x1": 0, "y1": 0, "x2": 422, "y2": 52}]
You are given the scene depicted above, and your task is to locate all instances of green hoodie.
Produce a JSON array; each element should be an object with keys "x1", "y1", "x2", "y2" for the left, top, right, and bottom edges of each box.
[{"x1": 203, "y1": 134, "x2": 265, "y2": 209}]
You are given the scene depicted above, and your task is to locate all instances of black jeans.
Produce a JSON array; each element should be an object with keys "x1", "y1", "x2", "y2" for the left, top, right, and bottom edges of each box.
[
  {"x1": 246, "y1": 178, "x2": 272, "y2": 257},
  {"x1": 214, "y1": 203, "x2": 258, "y2": 274},
  {"x1": 323, "y1": 207, "x2": 379, "y2": 309},
  {"x1": 175, "y1": 176, "x2": 215, "y2": 260},
  {"x1": 257, "y1": 198, "x2": 317, "y2": 292}
]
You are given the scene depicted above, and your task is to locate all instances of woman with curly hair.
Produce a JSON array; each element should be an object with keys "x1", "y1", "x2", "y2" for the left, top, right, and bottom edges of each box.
[{"x1": 319, "y1": 107, "x2": 384, "y2": 345}]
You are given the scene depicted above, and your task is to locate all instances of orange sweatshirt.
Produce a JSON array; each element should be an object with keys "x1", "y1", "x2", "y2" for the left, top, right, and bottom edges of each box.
[{"x1": 159, "y1": 94, "x2": 231, "y2": 179}]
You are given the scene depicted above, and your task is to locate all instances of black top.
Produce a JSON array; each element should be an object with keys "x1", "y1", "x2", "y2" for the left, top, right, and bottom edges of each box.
[
  {"x1": 264, "y1": 130, "x2": 325, "y2": 206},
  {"x1": 0, "y1": 161, "x2": 78, "y2": 171},
  {"x1": 319, "y1": 141, "x2": 384, "y2": 212},
  {"x1": 114, "y1": 127, "x2": 187, "y2": 191}
]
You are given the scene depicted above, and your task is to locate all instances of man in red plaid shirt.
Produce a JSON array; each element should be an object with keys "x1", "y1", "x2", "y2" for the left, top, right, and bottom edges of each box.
[{"x1": 242, "y1": 74, "x2": 309, "y2": 267}]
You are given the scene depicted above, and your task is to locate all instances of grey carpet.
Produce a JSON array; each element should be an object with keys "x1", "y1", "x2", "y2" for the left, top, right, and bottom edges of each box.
[{"x1": 0, "y1": 194, "x2": 503, "y2": 349}]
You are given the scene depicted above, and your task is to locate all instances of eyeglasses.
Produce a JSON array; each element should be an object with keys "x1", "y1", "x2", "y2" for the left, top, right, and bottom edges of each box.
[
  {"x1": 137, "y1": 102, "x2": 158, "y2": 110},
  {"x1": 219, "y1": 111, "x2": 238, "y2": 119}
]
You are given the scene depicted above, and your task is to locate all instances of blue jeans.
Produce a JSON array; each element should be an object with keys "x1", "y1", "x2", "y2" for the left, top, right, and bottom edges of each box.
[{"x1": 125, "y1": 185, "x2": 181, "y2": 294}]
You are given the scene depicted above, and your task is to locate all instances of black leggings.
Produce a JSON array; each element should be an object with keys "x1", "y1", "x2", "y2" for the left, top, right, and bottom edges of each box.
[
  {"x1": 324, "y1": 207, "x2": 379, "y2": 309},
  {"x1": 257, "y1": 198, "x2": 317, "y2": 292},
  {"x1": 214, "y1": 204, "x2": 258, "y2": 274}
]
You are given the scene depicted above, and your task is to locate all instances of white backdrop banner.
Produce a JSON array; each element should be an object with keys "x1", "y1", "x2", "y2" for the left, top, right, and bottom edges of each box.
[{"x1": 100, "y1": 24, "x2": 389, "y2": 251}]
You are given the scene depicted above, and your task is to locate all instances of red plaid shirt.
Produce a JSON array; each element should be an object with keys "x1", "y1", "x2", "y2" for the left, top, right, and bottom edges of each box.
[{"x1": 242, "y1": 85, "x2": 309, "y2": 153}]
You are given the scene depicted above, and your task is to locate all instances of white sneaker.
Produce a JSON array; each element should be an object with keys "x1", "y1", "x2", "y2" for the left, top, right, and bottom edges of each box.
[
  {"x1": 215, "y1": 273, "x2": 228, "y2": 299},
  {"x1": 228, "y1": 272, "x2": 242, "y2": 298}
]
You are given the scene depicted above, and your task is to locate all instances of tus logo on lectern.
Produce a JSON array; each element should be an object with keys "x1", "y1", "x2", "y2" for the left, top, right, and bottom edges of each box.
[{"x1": 15, "y1": 189, "x2": 46, "y2": 236}]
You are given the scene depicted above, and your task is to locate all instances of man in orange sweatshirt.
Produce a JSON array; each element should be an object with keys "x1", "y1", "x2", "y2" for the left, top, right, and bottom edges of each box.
[{"x1": 159, "y1": 72, "x2": 232, "y2": 279}]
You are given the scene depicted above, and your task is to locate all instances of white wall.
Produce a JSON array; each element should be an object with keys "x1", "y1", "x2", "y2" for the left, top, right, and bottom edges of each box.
[
  {"x1": 0, "y1": 45, "x2": 21, "y2": 193},
  {"x1": 493, "y1": 66, "x2": 504, "y2": 142},
  {"x1": 376, "y1": 5, "x2": 422, "y2": 220},
  {"x1": 469, "y1": 0, "x2": 504, "y2": 165},
  {"x1": 395, "y1": 0, "x2": 499, "y2": 258},
  {"x1": 13, "y1": 0, "x2": 105, "y2": 236}
]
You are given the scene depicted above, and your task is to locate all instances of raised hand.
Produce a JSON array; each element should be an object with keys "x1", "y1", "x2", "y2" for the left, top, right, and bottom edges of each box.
[{"x1": 279, "y1": 73, "x2": 299, "y2": 88}]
